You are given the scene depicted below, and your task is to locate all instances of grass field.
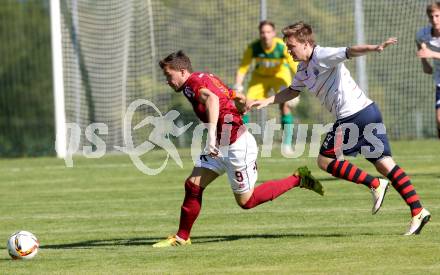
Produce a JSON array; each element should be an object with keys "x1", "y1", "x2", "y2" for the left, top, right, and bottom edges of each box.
[{"x1": 0, "y1": 140, "x2": 439, "y2": 274}]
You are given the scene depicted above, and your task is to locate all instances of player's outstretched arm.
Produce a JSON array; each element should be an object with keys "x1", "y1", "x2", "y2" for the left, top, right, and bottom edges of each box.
[
  {"x1": 247, "y1": 97, "x2": 273, "y2": 110},
  {"x1": 347, "y1": 37, "x2": 397, "y2": 58},
  {"x1": 248, "y1": 87, "x2": 299, "y2": 110}
]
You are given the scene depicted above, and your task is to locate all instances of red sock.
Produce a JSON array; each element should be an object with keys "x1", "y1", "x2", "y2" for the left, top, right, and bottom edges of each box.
[
  {"x1": 326, "y1": 159, "x2": 379, "y2": 189},
  {"x1": 242, "y1": 175, "x2": 300, "y2": 209},
  {"x1": 176, "y1": 179, "x2": 204, "y2": 240}
]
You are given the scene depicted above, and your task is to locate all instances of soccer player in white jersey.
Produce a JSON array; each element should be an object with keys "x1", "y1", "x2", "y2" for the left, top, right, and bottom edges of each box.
[
  {"x1": 416, "y1": 2, "x2": 440, "y2": 139},
  {"x1": 249, "y1": 21, "x2": 431, "y2": 235}
]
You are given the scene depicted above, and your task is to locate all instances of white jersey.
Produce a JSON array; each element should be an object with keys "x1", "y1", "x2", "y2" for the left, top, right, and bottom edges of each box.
[
  {"x1": 290, "y1": 45, "x2": 372, "y2": 119},
  {"x1": 416, "y1": 26, "x2": 440, "y2": 85}
]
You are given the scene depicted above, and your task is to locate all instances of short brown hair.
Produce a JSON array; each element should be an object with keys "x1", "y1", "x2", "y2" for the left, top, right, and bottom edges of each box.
[
  {"x1": 282, "y1": 21, "x2": 315, "y2": 45},
  {"x1": 259, "y1": 20, "x2": 275, "y2": 31},
  {"x1": 427, "y1": 2, "x2": 440, "y2": 18},
  {"x1": 159, "y1": 50, "x2": 193, "y2": 72}
]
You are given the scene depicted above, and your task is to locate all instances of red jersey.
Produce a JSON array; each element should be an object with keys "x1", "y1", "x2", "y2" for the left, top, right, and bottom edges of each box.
[{"x1": 181, "y1": 72, "x2": 244, "y2": 144}]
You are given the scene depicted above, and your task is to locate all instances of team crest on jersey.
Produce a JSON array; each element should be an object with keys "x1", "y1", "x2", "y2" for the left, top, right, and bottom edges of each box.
[
  {"x1": 313, "y1": 68, "x2": 319, "y2": 76},
  {"x1": 183, "y1": 86, "x2": 195, "y2": 98}
]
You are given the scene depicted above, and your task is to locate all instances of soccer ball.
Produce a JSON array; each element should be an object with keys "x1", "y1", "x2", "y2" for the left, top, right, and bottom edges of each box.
[{"x1": 7, "y1": 231, "x2": 39, "y2": 260}]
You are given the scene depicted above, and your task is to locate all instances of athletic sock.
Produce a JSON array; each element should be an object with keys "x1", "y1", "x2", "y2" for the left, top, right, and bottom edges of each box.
[
  {"x1": 176, "y1": 179, "x2": 204, "y2": 240},
  {"x1": 387, "y1": 165, "x2": 422, "y2": 216},
  {"x1": 242, "y1": 175, "x2": 300, "y2": 209},
  {"x1": 242, "y1": 113, "x2": 250, "y2": 124},
  {"x1": 326, "y1": 159, "x2": 379, "y2": 189},
  {"x1": 281, "y1": 114, "x2": 294, "y2": 146}
]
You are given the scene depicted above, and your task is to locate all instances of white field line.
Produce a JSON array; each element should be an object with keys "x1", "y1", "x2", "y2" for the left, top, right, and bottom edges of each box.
[{"x1": 0, "y1": 153, "x2": 438, "y2": 172}]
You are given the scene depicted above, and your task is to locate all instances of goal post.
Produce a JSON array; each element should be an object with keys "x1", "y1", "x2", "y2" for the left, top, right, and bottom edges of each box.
[{"x1": 51, "y1": 0, "x2": 67, "y2": 158}]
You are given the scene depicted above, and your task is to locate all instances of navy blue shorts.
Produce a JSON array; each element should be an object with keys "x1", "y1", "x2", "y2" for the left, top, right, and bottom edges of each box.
[
  {"x1": 436, "y1": 85, "x2": 440, "y2": 109},
  {"x1": 320, "y1": 103, "x2": 392, "y2": 163}
]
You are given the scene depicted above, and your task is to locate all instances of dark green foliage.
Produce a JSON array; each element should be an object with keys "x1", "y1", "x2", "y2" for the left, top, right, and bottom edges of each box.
[{"x1": 0, "y1": 0, "x2": 53, "y2": 156}]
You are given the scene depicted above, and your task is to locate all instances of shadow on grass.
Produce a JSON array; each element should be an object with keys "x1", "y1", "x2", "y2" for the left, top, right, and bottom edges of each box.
[
  {"x1": 409, "y1": 172, "x2": 440, "y2": 178},
  {"x1": 40, "y1": 232, "x2": 382, "y2": 249}
]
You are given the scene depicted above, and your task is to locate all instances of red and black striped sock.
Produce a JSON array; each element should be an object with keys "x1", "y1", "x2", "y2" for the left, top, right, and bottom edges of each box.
[
  {"x1": 326, "y1": 159, "x2": 379, "y2": 188},
  {"x1": 387, "y1": 165, "x2": 422, "y2": 216}
]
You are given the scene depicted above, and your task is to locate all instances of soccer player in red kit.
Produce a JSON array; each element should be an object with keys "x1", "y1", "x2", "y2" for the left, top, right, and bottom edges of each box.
[{"x1": 152, "y1": 51, "x2": 324, "y2": 247}]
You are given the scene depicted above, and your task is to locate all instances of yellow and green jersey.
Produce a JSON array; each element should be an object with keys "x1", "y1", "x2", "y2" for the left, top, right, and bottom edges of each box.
[{"x1": 237, "y1": 37, "x2": 298, "y2": 77}]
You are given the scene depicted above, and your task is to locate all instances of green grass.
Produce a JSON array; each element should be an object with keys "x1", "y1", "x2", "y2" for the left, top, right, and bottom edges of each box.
[{"x1": 1, "y1": 140, "x2": 439, "y2": 274}]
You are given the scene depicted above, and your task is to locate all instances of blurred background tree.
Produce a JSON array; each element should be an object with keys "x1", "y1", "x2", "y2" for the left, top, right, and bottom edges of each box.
[{"x1": 0, "y1": 0, "x2": 53, "y2": 156}]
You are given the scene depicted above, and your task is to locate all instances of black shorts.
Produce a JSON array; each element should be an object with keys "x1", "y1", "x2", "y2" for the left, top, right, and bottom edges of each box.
[{"x1": 320, "y1": 103, "x2": 392, "y2": 163}]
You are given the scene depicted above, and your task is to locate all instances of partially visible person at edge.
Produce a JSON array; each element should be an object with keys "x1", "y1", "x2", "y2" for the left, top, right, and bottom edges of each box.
[{"x1": 416, "y1": 1, "x2": 440, "y2": 139}]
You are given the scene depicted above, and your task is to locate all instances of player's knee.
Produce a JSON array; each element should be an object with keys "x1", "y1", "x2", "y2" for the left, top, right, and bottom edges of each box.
[
  {"x1": 316, "y1": 156, "x2": 328, "y2": 171},
  {"x1": 237, "y1": 195, "x2": 255, "y2": 210},
  {"x1": 184, "y1": 178, "x2": 203, "y2": 198},
  {"x1": 373, "y1": 156, "x2": 395, "y2": 175}
]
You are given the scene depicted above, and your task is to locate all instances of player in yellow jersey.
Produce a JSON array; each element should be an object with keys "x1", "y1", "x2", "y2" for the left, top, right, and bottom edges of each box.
[{"x1": 234, "y1": 20, "x2": 298, "y2": 152}]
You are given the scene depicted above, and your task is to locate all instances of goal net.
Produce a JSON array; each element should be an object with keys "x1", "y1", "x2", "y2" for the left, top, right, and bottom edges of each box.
[
  {"x1": 56, "y1": 0, "x2": 436, "y2": 155},
  {"x1": 58, "y1": 0, "x2": 259, "y2": 152}
]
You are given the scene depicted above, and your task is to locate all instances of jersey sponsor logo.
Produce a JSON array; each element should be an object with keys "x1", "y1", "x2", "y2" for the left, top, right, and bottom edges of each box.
[{"x1": 255, "y1": 58, "x2": 281, "y2": 68}]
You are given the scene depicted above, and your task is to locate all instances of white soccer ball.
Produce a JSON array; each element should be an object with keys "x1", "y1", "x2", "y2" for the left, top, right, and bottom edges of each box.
[{"x1": 7, "y1": 231, "x2": 39, "y2": 260}]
